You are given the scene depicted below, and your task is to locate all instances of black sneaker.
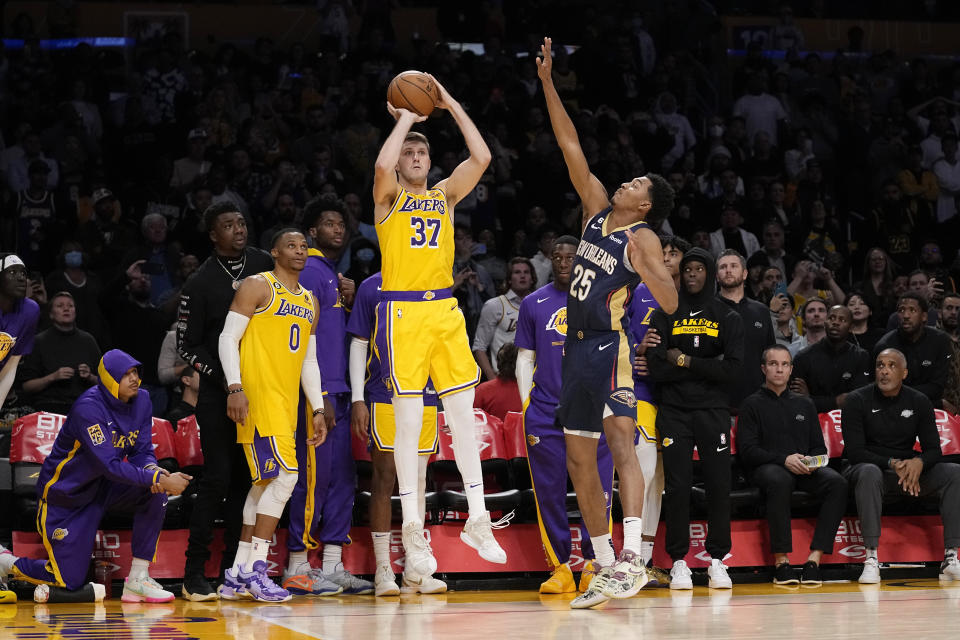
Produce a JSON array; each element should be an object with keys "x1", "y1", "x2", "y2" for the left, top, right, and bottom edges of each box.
[
  {"x1": 800, "y1": 561, "x2": 822, "y2": 586},
  {"x1": 181, "y1": 573, "x2": 218, "y2": 601},
  {"x1": 773, "y1": 562, "x2": 799, "y2": 585}
]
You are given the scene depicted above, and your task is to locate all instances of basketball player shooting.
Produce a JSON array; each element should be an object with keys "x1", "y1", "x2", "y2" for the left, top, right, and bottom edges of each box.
[
  {"x1": 372, "y1": 73, "x2": 507, "y2": 575},
  {"x1": 537, "y1": 37, "x2": 678, "y2": 608}
]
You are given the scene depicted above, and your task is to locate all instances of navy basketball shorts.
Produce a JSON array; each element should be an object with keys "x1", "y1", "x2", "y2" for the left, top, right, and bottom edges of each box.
[{"x1": 555, "y1": 329, "x2": 637, "y2": 437}]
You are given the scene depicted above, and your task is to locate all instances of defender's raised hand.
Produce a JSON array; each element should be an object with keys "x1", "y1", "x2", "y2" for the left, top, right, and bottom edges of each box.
[{"x1": 536, "y1": 37, "x2": 554, "y2": 83}]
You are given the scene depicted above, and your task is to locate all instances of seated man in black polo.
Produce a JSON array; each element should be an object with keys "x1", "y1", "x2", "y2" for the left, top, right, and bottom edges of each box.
[
  {"x1": 842, "y1": 348, "x2": 960, "y2": 584},
  {"x1": 737, "y1": 344, "x2": 848, "y2": 586},
  {"x1": 874, "y1": 293, "x2": 953, "y2": 407},
  {"x1": 791, "y1": 305, "x2": 871, "y2": 412}
]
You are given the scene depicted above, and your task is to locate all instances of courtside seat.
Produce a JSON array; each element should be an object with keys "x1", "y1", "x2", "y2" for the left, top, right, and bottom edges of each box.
[
  {"x1": 430, "y1": 409, "x2": 513, "y2": 492},
  {"x1": 151, "y1": 418, "x2": 179, "y2": 474}
]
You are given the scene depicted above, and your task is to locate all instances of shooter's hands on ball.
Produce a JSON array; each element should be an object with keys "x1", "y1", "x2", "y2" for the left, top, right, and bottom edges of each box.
[
  {"x1": 386, "y1": 102, "x2": 427, "y2": 123},
  {"x1": 423, "y1": 73, "x2": 453, "y2": 111}
]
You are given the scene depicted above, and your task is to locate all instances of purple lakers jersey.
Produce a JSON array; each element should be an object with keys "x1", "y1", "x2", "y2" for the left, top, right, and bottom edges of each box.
[
  {"x1": 627, "y1": 282, "x2": 659, "y2": 404},
  {"x1": 514, "y1": 283, "x2": 567, "y2": 407},
  {"x1": 0, "y1": 296, "x2": 40, "y2": 369},
  {"x1": 300, "y1": 249, "x2": 348, "y2": 394}
]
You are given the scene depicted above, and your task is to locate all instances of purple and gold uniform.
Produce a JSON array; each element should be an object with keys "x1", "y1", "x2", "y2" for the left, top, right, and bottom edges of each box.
[
  {"x1": 288, "y1": 249, "x2": 356, "y2": 552},
  {"x1": 515, "y1": 282, "x2": 613, "y2": 568},
  {"x1": 627, "y1": 283, "x2": 660, "y2": 444},
  {"x1": 11, "y1": 350, "x2": 167, "y2": 590},
  {"x1": 373, "y1": 186, "x2": 479, "y2": 397},
  {"x1": 347, "y1": 273, "x2": 438, "y2": 454},
  {"x1": 0, "y1": 295, "x2": 40, "y2": 369},
  {"x1": 556, "y1": 211, "x2": 646, "y2": 434}
]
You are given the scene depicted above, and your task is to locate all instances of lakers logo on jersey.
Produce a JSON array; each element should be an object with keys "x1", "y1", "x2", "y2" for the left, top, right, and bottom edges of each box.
[
  {"x1": 52, "y1": 528, "x2": 69, "y2": 541},
  {"x1": 87, "y1": 424, "x2": 105, "y2": 446},
  {"x1": 546, "y1": 307, "x2": 568, "y2": 337},
  {"x1": 377, "y1": 187, "x2": 454, "y2": 292},
  {"x1": 672, "y1": 317, "x2": 720, "y2": 337},
  {"x1": 264, "y1": 458, "x2": 276, "y2": 473},
  {"x1": 0, "y1": 332, "x2": 16, "y2": 361}
]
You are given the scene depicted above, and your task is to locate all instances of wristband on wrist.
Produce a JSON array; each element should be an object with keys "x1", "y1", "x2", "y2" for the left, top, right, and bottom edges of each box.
[
  {"x1": 312, "y1": 407, "x2": 324, "y2": 416},
  {"x1": 228, "y1": 387, "x2": 244, "y2": 395}
]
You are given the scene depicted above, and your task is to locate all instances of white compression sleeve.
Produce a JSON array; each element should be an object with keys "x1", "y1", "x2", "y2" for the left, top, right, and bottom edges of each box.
[
  {"x1": 349, "y1": 337, "x2": 368, "y2": 403},
  {"x1": 636, "y1": 441, "x2": 664, "y2": 537},
  {"x1": 516, "y1": 348, "x2": 535, "y2": 406},
  {"x1": 218, "y1": 311, "x2": 250, "y2": 386},
  {"x1": 442, "y1": 389, "x2": 486, "y2": 517},
  {"x1": 300, "y1": 335, "x2": 325, "y2": 410}
]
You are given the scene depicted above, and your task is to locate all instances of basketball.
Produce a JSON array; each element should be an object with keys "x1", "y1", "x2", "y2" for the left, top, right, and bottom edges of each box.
[{"x1": 387, "y1": 71, "x2": 439, "y2": 117}]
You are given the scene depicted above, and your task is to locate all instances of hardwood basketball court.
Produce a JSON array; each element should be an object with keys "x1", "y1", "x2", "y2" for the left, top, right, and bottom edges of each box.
[{"x1": 3, "y1": 579, "x2": 958, "y2": 640}]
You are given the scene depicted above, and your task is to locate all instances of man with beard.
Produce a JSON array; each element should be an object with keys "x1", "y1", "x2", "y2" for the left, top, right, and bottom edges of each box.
[
  {"x1": 647, "y1": 248, "x2": 744, "y2": 590},
  {"x1": 789, "y1": 298, "x2": 828, "y2": 357},
  {"x1": 0, "y1": 254, "x2": 40, "y2": 409},
  {"x1": 282, "y1": 195, "x2": 372, "y2": 596},
  {"x1": 473, "y1": 257, "x2": 535, "y2": 381},
  {"x1": 177, "y1": 202, "x2": 274, "y2": 600},
  {"x1": 940, "y1": 292, "x2": 960, "y2": 414},
  {"x1": 791, "y1": 305, "x2": 872, "y2": 412},
  {"x1": 716, "y1": 249, "x2": 775, "y2": 410},
  {"x1": 875, "y1": 293, "x2": 953, "y2": 406}
]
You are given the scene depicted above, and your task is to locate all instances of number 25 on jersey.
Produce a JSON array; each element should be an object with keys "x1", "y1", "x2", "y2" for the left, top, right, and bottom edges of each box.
[{"x1": 570, "y1": 264, "x2": 595, "y2": 301}]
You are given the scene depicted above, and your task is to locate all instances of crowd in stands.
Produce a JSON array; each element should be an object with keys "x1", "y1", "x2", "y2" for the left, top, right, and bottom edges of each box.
[{"x1": 2, "y1": 2, "x2": 960, "y2": 546}]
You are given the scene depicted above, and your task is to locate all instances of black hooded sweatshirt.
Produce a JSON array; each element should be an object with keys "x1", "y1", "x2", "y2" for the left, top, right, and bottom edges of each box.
[{"x1": 648, "y1": 247, "x2": 745, "y2": 408}]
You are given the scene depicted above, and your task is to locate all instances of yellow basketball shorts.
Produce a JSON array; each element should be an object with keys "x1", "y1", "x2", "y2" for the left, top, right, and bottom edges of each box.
[
  {"x1": 370, "y1": 402, "x2": 439, "y2": 455},
  {"x1": 374, "y1": 293, "x2": 480, "y2": 397},
  {"x1": 243, "y1": 427, "x2": 298, "y2": 485},
  {"x1": 636, "y1": 400, "x2": 658, "y2": 445}
]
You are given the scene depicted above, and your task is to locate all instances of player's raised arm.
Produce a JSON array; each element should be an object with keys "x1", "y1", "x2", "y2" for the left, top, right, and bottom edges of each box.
[
  {"x1": 219, "y1": 275, "x2": 270, "y2": 423},
  {"x1": 429, "y1": 74, "x2": 492, "y2": 206},
  {"x1": 626, "y1": 227, "x2": 678, "y2": 314},
  {"x1": 537, "y1": 37, "x2": 609, "y2": 229},
  {"x1": 373, "y1": 106, "x2": 427, "y2": 222}
]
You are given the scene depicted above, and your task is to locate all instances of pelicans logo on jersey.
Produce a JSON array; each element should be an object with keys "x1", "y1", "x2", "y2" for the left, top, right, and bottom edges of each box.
[{"x1": 546, "y1": 307, "x2": 568, "y2": 337}]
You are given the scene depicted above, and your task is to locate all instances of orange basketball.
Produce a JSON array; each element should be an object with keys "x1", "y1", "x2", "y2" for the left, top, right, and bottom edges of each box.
[{"x1": 387, "y1": 71, "x2": 439, "y2": 117}]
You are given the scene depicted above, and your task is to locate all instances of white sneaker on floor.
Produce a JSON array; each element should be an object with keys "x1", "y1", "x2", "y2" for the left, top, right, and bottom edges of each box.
[
  {"x1": 707, "y1": 559, "x2": 732, "y2": 589},
  {"x1": 669, "y1": 560, "x2": 693, "y2": 590},
  {"x1": 401, "y1": 571, "x2": 447, "y2": 594},
  {"x1": 374, "y1": 564, "x2": 400, "y2": 596},
  {"x1": 121, "y1": 575, "x2": 175, "y2": 603},
  {"x1": 940, "y1": 555, "x2": 960, "y2": 581},
  {"x1": 570, "y1": 566, "x2": 614, "y2": 609},
  {"x1": 402, "y1": 521, "x2": 438, "y2": 577},
  {"x1": 859, "y1": 557, "x2": 881, "y2": 584},
  {"x1": 460, "y1": 512, "x2": 508, "y2": 564}
]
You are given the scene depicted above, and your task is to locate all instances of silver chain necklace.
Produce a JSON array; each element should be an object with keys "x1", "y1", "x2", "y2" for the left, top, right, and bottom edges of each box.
[{"x1": 217, "y1": 253, "x2": 246, "y2": 290}]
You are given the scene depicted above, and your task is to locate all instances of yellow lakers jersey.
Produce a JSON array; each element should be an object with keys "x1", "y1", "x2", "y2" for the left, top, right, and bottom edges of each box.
[
  {"x1": 377, "y1": 186, "x2": 453, "y2": 291},
  {"x1": 237, "y1": 271, "x2": 315, "y2": 441}
]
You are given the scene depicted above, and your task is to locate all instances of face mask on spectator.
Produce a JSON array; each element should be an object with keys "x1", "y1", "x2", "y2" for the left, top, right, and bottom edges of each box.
[
  {"x1": 709, "y1": 124, "x2": 725, "y2": 138},
  {"x1": 65, "y1": 251, "x2": 83, "y2": 268},
  {"x1": 356, "y1": 248, "x2": 375, "y2": 263}
]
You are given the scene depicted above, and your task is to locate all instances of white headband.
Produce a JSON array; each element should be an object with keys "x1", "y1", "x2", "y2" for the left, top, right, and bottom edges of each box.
[{"x1": 0, "y1": 255, "x2": 25, "y2": 272}]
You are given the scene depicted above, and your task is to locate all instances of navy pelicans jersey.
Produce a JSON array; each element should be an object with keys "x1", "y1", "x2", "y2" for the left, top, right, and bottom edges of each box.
[{"x1": 567, "y1": 208, "x2": 645, "y2": 333}]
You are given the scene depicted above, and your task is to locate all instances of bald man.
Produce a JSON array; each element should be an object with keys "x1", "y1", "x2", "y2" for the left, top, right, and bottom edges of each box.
[{"x1": 841, "y1": 348, "x2": 960, "y2": 584}]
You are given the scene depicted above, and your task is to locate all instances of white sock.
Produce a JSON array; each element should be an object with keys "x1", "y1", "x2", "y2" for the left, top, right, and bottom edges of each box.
[
  {"x1": 640, "y1": 540, "x2": 655, "y2": 566},
  {"x1": 417, "y1": 455, "x2": 428, "y2": 522},
  {"x1": 591, "y1": 533, "x2": 616, "y2": 567},
  {"x1": 442, "y1": 389, "x2": 486, "y2": 517},
  {"x1": 232, "y1": 541, "x2": 251, "y2": 571},
  {"x1": 623, "y1": 517, "x2": 643, "y2": 556},
  {"x1": 372, "y1": 532, "x2": 391, "y2": 567},
  {"x1": 287, "y1": 550, "x2": 309, "y2": 574},
  {"x1": 866, "y1": 548, "x2": 878, "y2": 560},
  {"x1": 244, "y1": 537, "x2": 271, "y2": 572},
  {"x1": 322, "y1": 544, "x2": 342, "y2": 574},
  {"x1": 393, "y1": 396, "x2": 425, "y2": 524},
  {"x1": 128, "y1": 558, "x2": 150, "y2": 580}
]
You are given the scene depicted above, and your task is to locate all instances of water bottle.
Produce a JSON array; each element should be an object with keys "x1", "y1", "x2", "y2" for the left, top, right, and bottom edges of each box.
[
  {"x1": 802, "y1": 454, "x2": 829, "y2": 469},
  {"x1": 94, "y1": 561, "x2": 113, "y2": 600}
]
